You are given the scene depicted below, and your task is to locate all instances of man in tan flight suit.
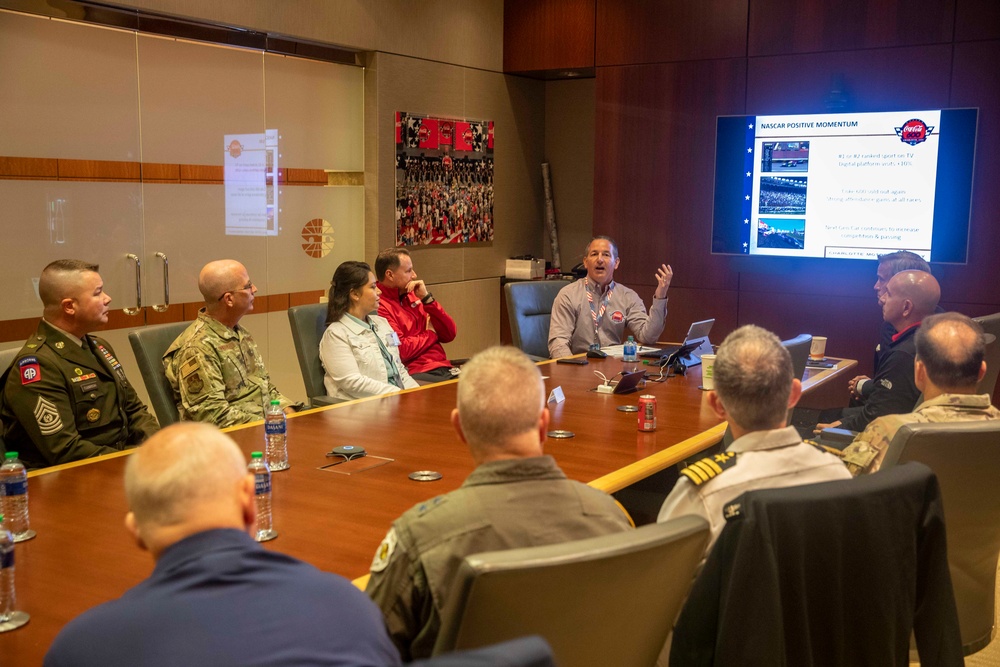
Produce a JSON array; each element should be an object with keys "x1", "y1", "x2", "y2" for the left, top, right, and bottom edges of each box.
[
  {"x1": 163, "y1": 260, "x2": 301, "y2": 427},
  {"x1": 364, "y1": 346, "x2": 632, "y2": 661}
]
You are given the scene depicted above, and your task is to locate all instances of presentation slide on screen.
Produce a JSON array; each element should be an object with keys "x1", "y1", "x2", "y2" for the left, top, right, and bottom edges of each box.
[
  {"x1": 224, "y1": 129, "x2": 279, "y2": 236},
  {"x1": 711, "y1": 108, "x2": 976, "y2": 263},
  {"x1": 751, "y1": 111, "x2": 938, "y2": 259}
]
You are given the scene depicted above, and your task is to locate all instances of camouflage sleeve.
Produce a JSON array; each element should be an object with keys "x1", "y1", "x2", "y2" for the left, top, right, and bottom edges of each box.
[
  {"x1": 841, "y1": 417, "x2": 897, "y2": 475},
  {"x1": 365, "y1": 526, "x2": 435, "y2": 662},
  {"x1": 3, "y1": 354, "x2": 119, "y2": 465},
  {"x1": 172, "y1": 345, "x2": 259, "y2": 428}
]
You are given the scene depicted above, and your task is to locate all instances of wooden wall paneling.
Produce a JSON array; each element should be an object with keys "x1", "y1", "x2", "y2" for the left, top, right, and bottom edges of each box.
[
  {"x1": 746, "y1": 44, "x2": 954, "y2": 116},
  {"x1": 139, "y1": 162, "x2": 180, "y2": 182},
  {"x1": 594, "y1": 60, "x2": 747, "y2": 294},
  {"x1": 955, "y1": 0, "x2": 1000, "y2": 41},
  {"x1": 945, "y1": 40, "x2": 1000, "y2": 308},
  {"x1": 748, "y1": 0, "x2": 956, "y2": 57},
  {"x1": 503, "y1": 0, "x2": 596, "y2": 73},
  {"x1": 56, "y1": 159, "x2": 141, "y2": 182},
  {"x1": 596, "y1": 0, "x2": 748, "y2": 66},
  {"x1": 737, "y1": 290, "x2": 882, "y2": 379},
  {"x1": 631, "y1": 285, "x2": 740, "y2": 344},
  {"x1": 0, "y1": 157, "x2": 59, "y2": 180}
]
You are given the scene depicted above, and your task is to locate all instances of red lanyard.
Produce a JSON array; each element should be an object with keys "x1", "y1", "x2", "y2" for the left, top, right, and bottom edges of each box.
[{"x1": 586, "y1": 281, "x2": 615, "y2": 336}]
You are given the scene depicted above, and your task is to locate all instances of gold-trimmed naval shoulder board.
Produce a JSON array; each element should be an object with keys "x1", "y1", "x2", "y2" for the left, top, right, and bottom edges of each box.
[{"x1": 680, "y1": 452, "x2": 738, "y2": 486}]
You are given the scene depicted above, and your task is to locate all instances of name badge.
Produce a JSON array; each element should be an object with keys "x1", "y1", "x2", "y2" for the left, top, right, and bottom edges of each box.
[{"x1": 385, "y1": 331, "x2": 401, "y2": 347}]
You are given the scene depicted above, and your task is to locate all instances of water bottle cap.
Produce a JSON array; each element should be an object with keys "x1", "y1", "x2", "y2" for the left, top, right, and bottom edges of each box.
[
  {"x1": 270, "y1": 400, "x2": 280, "y2": 405},
  {"x1": 4, "y1": 452, "x2": 16, "y2": 459},
  {"x1": 251, "y1": 451, "x2": 263, "y2": 459}
]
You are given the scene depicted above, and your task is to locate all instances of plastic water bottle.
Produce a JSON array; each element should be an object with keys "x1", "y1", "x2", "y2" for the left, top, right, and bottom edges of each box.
[
  {"x1": 0, "y1": 514, "x2": 28, "y2": 630},
  {"x1": 248, "y1": 452, "x2": 277, "y2": 542},
  {"x1": 623, "y1": 336, "x2": 638, "y2": 363},
  {"x1": 0, "y1": 453, "x2": 32, "y2": 542},
  {"x1": 264, "y1": 400, "x2": 289, "y2": 471},
  {"x1": 0, "y1": 516, "x2": 14, "y2": 623}
]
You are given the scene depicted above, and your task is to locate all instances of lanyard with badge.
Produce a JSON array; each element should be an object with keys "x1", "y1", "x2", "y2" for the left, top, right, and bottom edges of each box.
[
  {"x1": 371, "y1": 322, "x2": 404, "y2": 388},
  {"x1": 587, "y1": 280, "x2": 615, "y2": 345}
]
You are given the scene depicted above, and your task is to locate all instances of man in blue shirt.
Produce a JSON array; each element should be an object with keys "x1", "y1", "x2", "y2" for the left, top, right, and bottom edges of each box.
[{"x1": 46, "y1": 422, "x2": 400, "y2": 667}]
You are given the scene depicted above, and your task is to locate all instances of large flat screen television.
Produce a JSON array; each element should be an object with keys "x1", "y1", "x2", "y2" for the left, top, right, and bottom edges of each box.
[{"x1": 712, "y1": 108, "x2": 978, "y2": 264}]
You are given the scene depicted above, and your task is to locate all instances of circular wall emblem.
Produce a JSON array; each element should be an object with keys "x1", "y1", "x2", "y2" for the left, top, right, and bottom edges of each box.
[
  {"x1": 301, "y1": 218, "x2": 334, "y2": 258},
  {"x1": 227, "y1": 140, "x2": 243, "y2": 158}
]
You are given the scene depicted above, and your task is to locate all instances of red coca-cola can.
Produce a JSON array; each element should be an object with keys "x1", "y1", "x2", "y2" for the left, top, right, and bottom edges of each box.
[{"x1": 638, "y1": 394, "x2": 657, "y2": 432}]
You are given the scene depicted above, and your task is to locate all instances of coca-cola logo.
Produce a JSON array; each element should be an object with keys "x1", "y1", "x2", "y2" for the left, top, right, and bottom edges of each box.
[{"x1": 895, "y1": 118, "x2": 934, "y2": 146}]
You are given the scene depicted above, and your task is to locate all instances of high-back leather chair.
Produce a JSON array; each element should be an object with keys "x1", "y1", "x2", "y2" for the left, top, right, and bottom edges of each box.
[
  {"x1": 432, "y1": 516, "x2": 709, "y2": 666},
  {"x1": 127, "y1": 322, "x2": 190, "y2": 426},
  {"x1": 504, "y1": 280, "x2": 569, "y2": 360},
  {"x1": 287, "y1": 303, "x2": 339, "y2": 407},
  {"x1": 883, "y1": 420, "x2": 1000, "y2": 655},
  {"x1": 782, "y1": 333, "x2": 812, "y2": 381},
  {"x1": 671, "y1": 463, "x2": 962, "y2": 666}
]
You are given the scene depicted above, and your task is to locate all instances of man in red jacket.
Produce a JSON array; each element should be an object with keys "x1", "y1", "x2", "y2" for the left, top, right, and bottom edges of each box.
[{"x1": 375, "y1": 248, "x2": 458, "y2": 383}]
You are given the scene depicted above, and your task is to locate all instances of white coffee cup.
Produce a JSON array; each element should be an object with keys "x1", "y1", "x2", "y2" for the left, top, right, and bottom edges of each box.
[
  {"x1": 701, "y1": 354, "x2": 717, "y2": 391},
  {"x1": 810, "y1": 336, "x2": 828, "y2": 360}
]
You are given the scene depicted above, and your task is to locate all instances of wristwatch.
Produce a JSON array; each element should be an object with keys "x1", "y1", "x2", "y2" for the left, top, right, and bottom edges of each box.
[{"x1": 421, "y1": 292, "x2": 435, "y2": 305}]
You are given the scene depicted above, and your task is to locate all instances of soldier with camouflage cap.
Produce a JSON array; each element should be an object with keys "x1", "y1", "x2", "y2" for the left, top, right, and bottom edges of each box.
[
  {"x1": 163, "y1": 260, "x2": 301, "y2": 428},
  {"x1": 841, "y1": 312, "x2": 999, "y2": 475}
]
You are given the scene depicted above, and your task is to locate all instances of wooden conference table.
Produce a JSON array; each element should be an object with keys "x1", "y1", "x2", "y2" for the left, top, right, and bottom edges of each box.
[{"x1": 1, "y1": 354, "x2": 855, "y2": 663}]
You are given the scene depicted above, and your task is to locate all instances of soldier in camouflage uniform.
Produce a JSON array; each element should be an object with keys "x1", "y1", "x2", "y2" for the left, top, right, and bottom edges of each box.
[
  {"x1": 163, "y1": 260, "x2": 301, "y2": 428},
  {"x1": 365, "y1": 347, "x2": 631, "y2": 661},
  {"x1": 0, "y1": 260, "x2": 158, "y2": 468},
  {"x1": 841, "y1": 312, "x2": 998, "y2": 475}
]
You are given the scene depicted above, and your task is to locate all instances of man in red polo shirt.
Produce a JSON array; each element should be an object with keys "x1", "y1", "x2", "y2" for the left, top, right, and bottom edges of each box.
[{"x1": 375, "y1": 248, "x2": 458, "y2": 383}]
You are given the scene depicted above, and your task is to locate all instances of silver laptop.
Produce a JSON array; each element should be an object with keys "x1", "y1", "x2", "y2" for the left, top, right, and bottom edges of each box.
[{"x1": 640, "y1": 318, "x2": 715, "y2": 366}]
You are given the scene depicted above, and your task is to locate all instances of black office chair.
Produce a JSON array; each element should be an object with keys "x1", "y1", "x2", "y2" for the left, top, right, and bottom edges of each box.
[
  {"x1": 879, "y1": 420, "x2": 1000, "y2": 655},
  {"x1": 671, "y1": 463, "x2": 962, "y2": 666},
  {"x1": 433, "y1": 516, "x2": 709, "y2": 666},
  {"x1": 503, "y1": 281, "x2": 569, "y2": 360},
  {"x1": 128, "y1": 322, "x2": 190, "y2": 426},
  {"x1": 287, "y1": 303, "x2": 340, "y2": 407}
]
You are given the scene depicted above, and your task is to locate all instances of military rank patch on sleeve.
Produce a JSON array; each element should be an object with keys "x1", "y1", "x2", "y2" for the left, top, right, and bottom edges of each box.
[
  {"x1": 680, "y1": 452, "x2": 738, "y2": 486},
  {"x1": 34, "y1": 396, "x2": 63, "y2": 435}
]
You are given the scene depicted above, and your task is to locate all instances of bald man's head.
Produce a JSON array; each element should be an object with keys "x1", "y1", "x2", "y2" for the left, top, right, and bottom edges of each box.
[
  {"x1": 915, "y1": 312, "x2": 986, "y2": 391},
  {"x1": 199, "y1": 260, "x2": 247, "y2": 303},
  {"x1": 199, "y1": 260, "x2": 256, "y2": 325},
  {"x1": 880, "y1": 270, "x2": 941, "y2": 330},
  {"x1": 124, "y1": 423, "x2": 252, "y2": 555}
]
